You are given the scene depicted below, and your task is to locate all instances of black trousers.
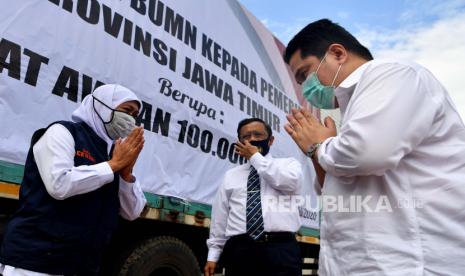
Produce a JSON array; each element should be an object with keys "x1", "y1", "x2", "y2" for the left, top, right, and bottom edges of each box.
[{"x1": 221, "y1": 233, "x2": 302, "y2": 276}]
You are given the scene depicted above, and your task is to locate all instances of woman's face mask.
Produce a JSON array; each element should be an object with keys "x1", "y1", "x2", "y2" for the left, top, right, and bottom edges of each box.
[
  {"x1": 92, "y1": 96, "x2": 136, "y2": 140},
  {"x1": 302, "y1": 53, "x2": 342, "y2": 109},
  {"x1": 104, "y1": 111, "x2": 136, "y2": 140}
]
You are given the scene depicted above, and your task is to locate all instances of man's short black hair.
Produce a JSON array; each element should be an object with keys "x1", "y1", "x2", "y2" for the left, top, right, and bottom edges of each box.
[
  {"x1": 284, "y1": 19, "x2": 373, "y2": 64},
  {"x1": 237, "y1": 118, "x2": 272, "y2": 138}
]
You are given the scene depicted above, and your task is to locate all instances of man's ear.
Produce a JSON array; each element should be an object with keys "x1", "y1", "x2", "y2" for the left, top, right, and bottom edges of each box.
[
  {"x1": 268, "y1": 136, "x2": 275, "y2": 147},
  {"x1": 328, "y1": 43, "x2": 348, "y2": 64}
]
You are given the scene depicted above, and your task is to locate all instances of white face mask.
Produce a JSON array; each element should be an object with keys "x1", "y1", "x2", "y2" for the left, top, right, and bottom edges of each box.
[
  {"x1": 92, "y1": 95, "x2": 136, "y2": 140},
  {"x1": 104, "y1": 111, "x2": 136, "y2": 140}
]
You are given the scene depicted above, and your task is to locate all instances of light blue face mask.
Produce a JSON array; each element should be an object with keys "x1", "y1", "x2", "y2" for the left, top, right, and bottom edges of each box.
[{"x1": 302, "y1": 53, "x2": 342, "y2": 109}]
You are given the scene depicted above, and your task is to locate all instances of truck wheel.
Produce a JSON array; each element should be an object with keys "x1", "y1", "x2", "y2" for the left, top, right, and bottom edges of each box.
[{"x1": 118, "y1": 236, "x2": 201, "y2": 276}]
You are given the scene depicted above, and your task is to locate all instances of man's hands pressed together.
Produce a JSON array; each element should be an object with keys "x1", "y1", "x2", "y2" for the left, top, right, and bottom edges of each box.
[{"x1": 284, "y1": 108, "x2": 337, "y2": 155}]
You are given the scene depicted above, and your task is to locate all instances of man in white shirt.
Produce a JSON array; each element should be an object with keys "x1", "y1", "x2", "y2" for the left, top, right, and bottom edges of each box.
[
  {"x1": 0, "y1": 84, "x2": 147, "y2": 276},
  {"x1": 204, "y1": 118, "x2": 303, "y2": 276},
  {"x1": 284, "y1": 19, "x2": 465, "y2": 275}
]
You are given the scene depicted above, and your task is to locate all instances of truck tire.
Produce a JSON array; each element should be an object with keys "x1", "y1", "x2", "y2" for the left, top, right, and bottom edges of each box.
[{"x1": 118, "y1": 236, "x2": 201, "y2": 276}]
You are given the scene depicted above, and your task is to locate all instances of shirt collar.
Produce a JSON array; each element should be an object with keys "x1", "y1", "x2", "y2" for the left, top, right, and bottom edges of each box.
[{"x1": 334, "y1": 61, "x2": 371, "y2": 116}]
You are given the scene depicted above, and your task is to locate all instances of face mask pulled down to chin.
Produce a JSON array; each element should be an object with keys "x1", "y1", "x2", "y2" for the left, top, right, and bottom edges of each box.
[{"x1": 250, "y1": 138, "x2": 271, "y2": 156}]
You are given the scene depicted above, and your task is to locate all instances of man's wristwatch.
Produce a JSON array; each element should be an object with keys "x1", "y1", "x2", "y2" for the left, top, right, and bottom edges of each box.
[{"x1": 306, "y1": 142, "x2": 322, "y2": 158}]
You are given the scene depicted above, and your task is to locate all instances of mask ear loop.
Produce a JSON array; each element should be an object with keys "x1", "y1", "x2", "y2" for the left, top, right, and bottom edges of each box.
[
  {"x1": 92, "y1": 94, "x2": 115, "y2": 124},
  {"x1": 92, "y1": 94, "x2": 118, "y2": 140},
  {"x1": 330, "y1": 64, "x2": 342, "y2": 88},
  {"x1": 315, "y1": 52, "x2": 328, "y2": 74}
]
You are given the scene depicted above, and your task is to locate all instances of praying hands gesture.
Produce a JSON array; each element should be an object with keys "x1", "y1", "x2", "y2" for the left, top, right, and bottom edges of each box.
[
  {"x1": 284, "y1": 108, "x2": 337, "y2": 154},
  {"x1": 108, "y1": 127, "x2": 145, "y2": 182}
]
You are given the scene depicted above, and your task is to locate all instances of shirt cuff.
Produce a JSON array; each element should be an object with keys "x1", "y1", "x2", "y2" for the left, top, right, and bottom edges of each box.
[
  {"x1": 249, "y1": 152, "x2": 266, "y2": 168},
  {"x1": 207, "y1": 248, "x2": 222, "y2": 262},
  {"x1": 119, "y1": 176, "x2": 139, "y2": 195},
  {"x1": 98, "y1": 162, "x2": 115, "y2": 184},
  {"x1": 317, "y1": 137, "x2": 334, "y2": 171}
]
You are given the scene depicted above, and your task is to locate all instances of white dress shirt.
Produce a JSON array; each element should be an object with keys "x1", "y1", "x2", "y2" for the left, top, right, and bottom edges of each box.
[
  {"x1": 316, "y1": 59, "x2": 465, "y2": 275},
  {"x1": 207, "y1": 152, "x2": 303, "y2": 262},
  {"x1": 0, "y1": 123, "x2": 147, "y2": 276}
]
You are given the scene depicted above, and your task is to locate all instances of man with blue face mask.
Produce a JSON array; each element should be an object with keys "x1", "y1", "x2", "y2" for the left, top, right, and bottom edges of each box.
[
  {"x1": 205, "y1": 118, "x2": 303, "y2": 276},
  {"x1": 0, "y1": 84, "x2": 147, "y2": 276},
  {"x1": 283, "y1": 19, "x2": 465, "y2": 275}
]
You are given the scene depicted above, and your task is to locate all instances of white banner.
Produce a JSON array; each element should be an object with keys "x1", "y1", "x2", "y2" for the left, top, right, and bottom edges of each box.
[{"x1": 0, "y1": 0, "x2": 319, "y2": 229}]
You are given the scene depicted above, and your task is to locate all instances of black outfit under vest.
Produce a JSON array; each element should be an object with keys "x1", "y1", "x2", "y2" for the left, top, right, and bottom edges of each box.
[
  {"x1": 221, "y1": 233, "x2": 302, "y2": 276},
  {"x1": 0, "y1": 121, "x2": 120, "y2": 276}
]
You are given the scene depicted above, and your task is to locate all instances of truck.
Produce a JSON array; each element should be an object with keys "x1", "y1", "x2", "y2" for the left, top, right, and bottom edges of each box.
[{"x1": 0, "y1": 0, "x2": 322, "y2": 275}]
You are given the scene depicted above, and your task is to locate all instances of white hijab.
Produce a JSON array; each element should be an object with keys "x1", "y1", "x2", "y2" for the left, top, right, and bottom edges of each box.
[{"x1": 71, "y1": 84, "x2": 142, "y2": 152}]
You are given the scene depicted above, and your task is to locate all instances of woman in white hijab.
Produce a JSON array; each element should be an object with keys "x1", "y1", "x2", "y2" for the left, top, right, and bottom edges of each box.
[
  {"x1": 73, "y1": 84, "x2": 142, "y2": 152},
  {"x1": 0, "y1": 84, "x2": 147, "y2": 276}
]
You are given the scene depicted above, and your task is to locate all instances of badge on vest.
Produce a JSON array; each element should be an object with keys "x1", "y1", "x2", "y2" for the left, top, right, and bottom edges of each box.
[{"x1": 76, "y1": 149, "x2": 96, "y2": 163}]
